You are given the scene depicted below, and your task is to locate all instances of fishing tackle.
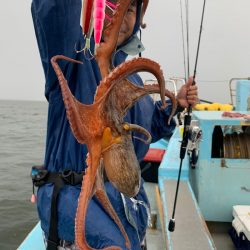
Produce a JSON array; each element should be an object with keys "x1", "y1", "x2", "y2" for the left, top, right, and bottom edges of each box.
[
  {"x1": 168, "y1": 0, "x2": 207, "y2": 232},
  {"x1": 105, "y1": 0, "x2": 117, "y2": 22},
  {"x1": 75, "y1": 18, "x2": 95, "y2": 60},
  {"x1": 78, "y1": 0, "x2": 112, "y2": 58},
  {"x1": 82, "y1": 0, "x2": 94, "y2": 35},
  {"x1": 93, "y1": 0, "x2": 106, "y2": 51},
  {"x1": 74, "y1": 0, "x2": 95, "y2": 59},
  {"x1": 106, "y1": 0, "x2": 117, "y2": 10}
]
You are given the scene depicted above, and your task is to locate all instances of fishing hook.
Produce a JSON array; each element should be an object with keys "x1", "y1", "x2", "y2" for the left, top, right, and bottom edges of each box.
[
  {"x1": 75, "y1": 18, "x2": 95, "y2": 60},
  {"x1": 74, "y1": 38, "x2": 95, "y2": 60}
]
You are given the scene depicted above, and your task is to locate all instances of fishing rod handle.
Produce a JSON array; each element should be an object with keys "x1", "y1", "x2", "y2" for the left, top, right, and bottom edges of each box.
[{"x1": 168, "y1": 218, "x2": 175, "y2": 232}]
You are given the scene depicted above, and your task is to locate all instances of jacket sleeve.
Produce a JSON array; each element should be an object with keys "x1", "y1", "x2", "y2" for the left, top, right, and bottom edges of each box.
[
  {"x1": 31, "y1": 0, "x2": 82, "y2": 99},
  {"x1": 150, "y1": 100, "x2": 177, "y2": 142}
]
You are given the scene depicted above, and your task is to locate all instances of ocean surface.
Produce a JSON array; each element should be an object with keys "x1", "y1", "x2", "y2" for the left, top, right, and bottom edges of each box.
[{"x1": 0, "y1": 100, "x2": 47, "y2": 250}]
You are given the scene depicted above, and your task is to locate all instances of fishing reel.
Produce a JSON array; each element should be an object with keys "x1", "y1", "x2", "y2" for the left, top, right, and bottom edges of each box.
[{"x1": 187, "y1": 120, "x2": 202, "y2": 169}]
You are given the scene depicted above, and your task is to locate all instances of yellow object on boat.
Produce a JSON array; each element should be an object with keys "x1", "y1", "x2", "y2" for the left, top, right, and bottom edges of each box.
[{"x1": 194, "y1": 103, "x2": 233, "y2": 111}]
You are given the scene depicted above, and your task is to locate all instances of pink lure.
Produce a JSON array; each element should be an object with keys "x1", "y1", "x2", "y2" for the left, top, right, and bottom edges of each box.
[
  {"x1": 30, "y1": 194, "x2": 37, "y2": 203},
  {"x1": 93, "y1": 0, "x2": 106, "y2": 45}
]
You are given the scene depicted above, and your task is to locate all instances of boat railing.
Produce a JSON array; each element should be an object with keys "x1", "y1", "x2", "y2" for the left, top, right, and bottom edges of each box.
[
  {"x1": 169, "y1": 77, "x2": 186, "y2": 92},
  {"x1": 145, "y1": 77, "x2": 185, "y2": 102}
]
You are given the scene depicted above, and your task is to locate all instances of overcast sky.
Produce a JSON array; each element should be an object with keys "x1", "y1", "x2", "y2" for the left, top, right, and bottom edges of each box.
[{"x1": 0, "y1": 0, "x2": 250, "y2": 103}]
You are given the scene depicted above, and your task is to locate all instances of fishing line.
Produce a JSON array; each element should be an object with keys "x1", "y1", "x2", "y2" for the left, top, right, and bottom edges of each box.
[
  {"x1": 168, "y1": 0, "x2": 207, "y2": 232},
  {"x1": 193, "y1": 0, "x2": 206, "y2": 80},
  {"x1": 179, "y1": 0, "x2": 187, "y2": 81},
  {"x1": 185, "y1": 0, "x2": 190, "y2": 77}
]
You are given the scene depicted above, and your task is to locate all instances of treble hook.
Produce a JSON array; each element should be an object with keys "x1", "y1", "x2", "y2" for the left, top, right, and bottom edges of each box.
[
  {"x1": 75, "y1": 17, "x2": 95, "y2": 60},
  {"x1": 74, "y1": 39, "x2": 95, "y2": 60}
]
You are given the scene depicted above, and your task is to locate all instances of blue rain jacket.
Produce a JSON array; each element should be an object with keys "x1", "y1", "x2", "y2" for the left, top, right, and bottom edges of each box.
[{"x1": 31, "y1": 0, "x2": 176, "y2": 248}]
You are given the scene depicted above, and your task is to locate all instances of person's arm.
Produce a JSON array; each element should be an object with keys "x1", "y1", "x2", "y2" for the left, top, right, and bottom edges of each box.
[{"x1": 31, "y1": 0, "x2": 82, "y2": 99}]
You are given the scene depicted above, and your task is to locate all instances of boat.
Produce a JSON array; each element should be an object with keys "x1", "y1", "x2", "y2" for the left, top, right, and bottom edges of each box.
[
  {"x1": 143, "y1": 78, "x2": 250, "y2": 250},
  {"x1": 18, "y1": 79, "x2": 250, "y2": 250}
]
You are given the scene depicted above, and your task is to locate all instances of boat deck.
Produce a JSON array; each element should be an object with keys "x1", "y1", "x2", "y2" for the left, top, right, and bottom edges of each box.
[
  {"x1": 144, "y1": 182, "x2": 236, "y2": 250},
  {"x1": 162, "y1": 180, "x2": 215, "y2": 250}
]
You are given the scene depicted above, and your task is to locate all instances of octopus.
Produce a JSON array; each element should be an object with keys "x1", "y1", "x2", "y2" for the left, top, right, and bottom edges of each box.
[{"x1": 50, "y1": 0, "x2": 177, "y2": 249}]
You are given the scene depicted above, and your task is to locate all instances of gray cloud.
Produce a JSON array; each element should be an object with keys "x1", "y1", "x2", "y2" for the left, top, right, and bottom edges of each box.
[{"x1": 1, "y1": 0, "x2": 249, "y2": 103}]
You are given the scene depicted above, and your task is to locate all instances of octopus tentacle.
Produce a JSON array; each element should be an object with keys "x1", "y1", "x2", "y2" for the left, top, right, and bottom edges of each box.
[
  {"x1": 95, "y1": 189, "x2": 131, "y2": 249},
  {"x1": 95, "y1": 0, "x2": 132, "y2": 78},
  {"x1": 123, "y1": 123, "x2": 152, "y2": 144},
  {"x1": 75, "y1": 175, "x2": 122, "y2": 250},
  {"x1": 75, "y1": 147, "x2": 100, "y2": 250},
  {"x1": 102, "y1": 0, "x2": 131, "y2": 44},
  {"x1": 100, "y1": 79, "x2": 176, "y2": 127},
  {"x1": 95, "y1": 57, "x2": 172, "y2": 110},
  {"x1": 51, "y1": 55, "x2": 104, "y2": 144},
  {"x1": 50, "y1": 55, "x2": 88, "y2": 143},
  {"x1": 75, "y1": 174, "x2": 95, "y2": 250},
  {"x1": 94, "y1": 162, "x2": 131, "y2": 249},
  {"x1": 75, "y1": 145, "x2": 123, "y2": 250},
  {"x1": 144, "y1": 84, "x2": 178, "y2": 124}
]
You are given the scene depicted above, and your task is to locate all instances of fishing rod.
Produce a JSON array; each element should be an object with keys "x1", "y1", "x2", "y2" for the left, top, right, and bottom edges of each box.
[{"x1": 168, "y1": 0, "x2": 207, "y2": 232}]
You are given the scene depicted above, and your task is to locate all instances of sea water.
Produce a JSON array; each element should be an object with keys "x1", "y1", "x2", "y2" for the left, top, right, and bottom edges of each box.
[{"x1": 0, "y1": 100, "x2": 47, "y2": 250}]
